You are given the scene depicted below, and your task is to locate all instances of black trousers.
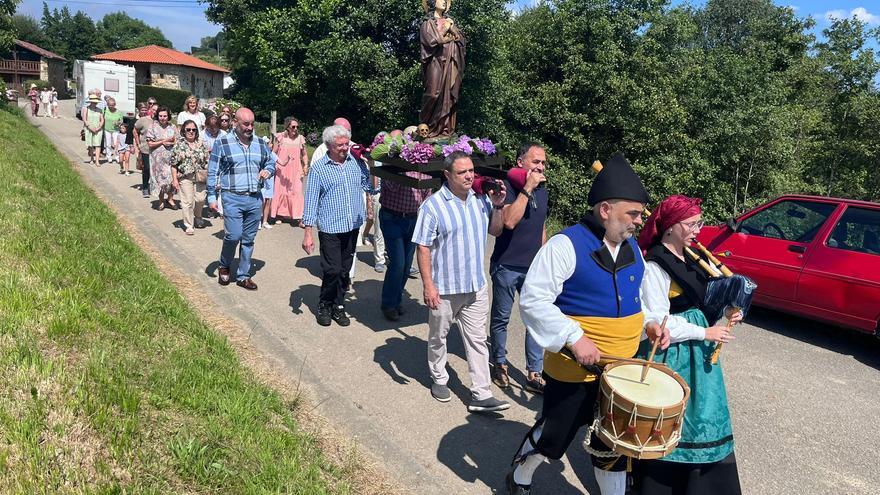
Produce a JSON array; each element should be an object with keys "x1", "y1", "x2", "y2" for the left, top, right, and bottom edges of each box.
[
  {"x1": 633, "y1": 452, "x2": 742, "y2": 495},
  {"x1": 140, "y1": 153, "x2": 151, "y2": 190},
  {"x1": 524, "y1": 374, "x2": 627, "y2": 471},
  {"x1": 318, "y1": 229, "x2": 357, "y2": 306}
]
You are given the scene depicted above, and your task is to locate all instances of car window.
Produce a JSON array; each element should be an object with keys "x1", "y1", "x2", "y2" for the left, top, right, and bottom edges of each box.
[
  {"x1": 739, "y1": 200, "x2": 836, "y2": 242},
  {"x1": 826, "y1": 207, "x2": 880, "y2": 255}
]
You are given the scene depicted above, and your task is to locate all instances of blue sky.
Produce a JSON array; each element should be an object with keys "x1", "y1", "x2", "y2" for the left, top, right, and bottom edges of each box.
[{"x1": 15, "y1": 0, "x2": 880, "y2": 53}]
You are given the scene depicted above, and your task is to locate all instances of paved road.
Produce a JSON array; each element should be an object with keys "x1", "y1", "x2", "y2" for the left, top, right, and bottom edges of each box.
[{"x1": 28, "y1": 101, "x2": 880, "y2": 494}]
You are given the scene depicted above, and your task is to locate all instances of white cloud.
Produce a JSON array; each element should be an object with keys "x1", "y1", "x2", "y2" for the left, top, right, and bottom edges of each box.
[
  {"x1": 851, "y1": 7, "x2": 880, "y2": 25},
  {"x1": 824, "y1": 7, "x2": 880, "y2": 26}
]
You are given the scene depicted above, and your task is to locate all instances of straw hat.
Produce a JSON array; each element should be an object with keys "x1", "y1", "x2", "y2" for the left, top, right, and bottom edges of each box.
[
  {"x1": 88, "y1": 93, "x2": 101, "y2": 103},
  {"x1": 30, "y1": 83, "x2": 37, "y2": 89}
]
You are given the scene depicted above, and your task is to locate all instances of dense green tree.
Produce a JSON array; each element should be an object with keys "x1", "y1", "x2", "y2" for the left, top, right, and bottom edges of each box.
[
  {"x1": 205, "y1": 0, "x2": 507, "y2": 142},
  {"x1": 0, "y1": 0, "x2": 19, "y2": 51},
  {"x1": 41, "y1": 3, "x2": 104, "y2": 71},
  {"x1": 96, "y1": 12, "x2": 172, "y2": 52},
  {"x1": 191, "y1": 31, "x2": 228, "y2": 66},
  {"x1": 11, "y1": 14, "x2": 47, "y2": 46},
  {"x1": 205, "y1": 0, "x2": 880, "y2": 223}
]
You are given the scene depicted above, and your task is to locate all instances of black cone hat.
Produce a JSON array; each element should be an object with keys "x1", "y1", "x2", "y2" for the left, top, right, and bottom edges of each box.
[{"x1": 588, "y1": 153, "x2": 650, "y2": 206}]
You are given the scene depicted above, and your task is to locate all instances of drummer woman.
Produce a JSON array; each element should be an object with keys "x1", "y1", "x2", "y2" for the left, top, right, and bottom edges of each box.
[{"x1": 633, "y1": 195, "x2": 743, "y2": 495}]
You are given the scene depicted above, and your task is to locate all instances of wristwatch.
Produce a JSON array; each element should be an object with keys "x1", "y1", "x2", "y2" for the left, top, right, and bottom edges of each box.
[{"x1": 520, "y1": 189, "x2": 533, "y2": 199}]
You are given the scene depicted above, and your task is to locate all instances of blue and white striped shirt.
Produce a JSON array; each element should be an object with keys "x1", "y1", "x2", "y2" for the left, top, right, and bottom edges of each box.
[
  {"x1": 412, "y1": 184, "x2": 493, "y2": 295},
  {"x1": 206, "y1": 132, "x2": 276, "y2": 204},
  {"x1": 303, "y1": 154, "x2": 373, "y2": 234}
]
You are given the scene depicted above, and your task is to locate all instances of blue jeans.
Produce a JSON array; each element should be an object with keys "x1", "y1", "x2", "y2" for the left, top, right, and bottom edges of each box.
[
  {"x1": 489, "y1": 263, "x2": 543, "y2": 372},
  {"x1": 379, "y1": 208, "x2": 418, "y2": 310},
  {"x1": 220, "y1": 191, "x2": 262, "y2": 281}
]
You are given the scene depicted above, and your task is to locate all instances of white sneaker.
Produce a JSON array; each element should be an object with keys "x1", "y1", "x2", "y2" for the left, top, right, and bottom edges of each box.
[{"x1": 263, "y1": 222, "x2": 273, "y2": 229}]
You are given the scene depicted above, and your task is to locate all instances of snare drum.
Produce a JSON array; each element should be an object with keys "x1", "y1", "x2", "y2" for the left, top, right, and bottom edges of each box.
[{"x1": 593, "y1": 360, "x2": 690, "y2": 459}]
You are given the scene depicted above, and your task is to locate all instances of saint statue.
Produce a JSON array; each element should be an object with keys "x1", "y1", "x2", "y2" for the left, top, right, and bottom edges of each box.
[{"x1": 419, "y1": 0, "x2": 466, "y2": 139}]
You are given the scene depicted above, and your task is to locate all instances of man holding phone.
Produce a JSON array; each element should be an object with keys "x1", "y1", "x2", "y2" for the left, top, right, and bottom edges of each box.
[{"x1": 489, "y1": 143, "x2": 549, "y2": 394}]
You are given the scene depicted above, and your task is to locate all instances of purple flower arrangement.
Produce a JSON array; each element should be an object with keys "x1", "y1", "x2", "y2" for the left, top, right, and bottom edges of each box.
[
  {"x1": 368, "y1": 131, "x2": 498, "y2": 164},
  {"x1": 306, "y1": 132, "x2": 320, "y2": 146},
  {"x1": 400, "y1": 142, "x2": 436, "y2": 164}
]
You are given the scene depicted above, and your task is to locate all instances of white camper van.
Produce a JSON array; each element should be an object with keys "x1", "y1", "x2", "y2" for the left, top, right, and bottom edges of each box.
[{"x1": 74, "y1": 60, "x2": 136, "y2": 119}]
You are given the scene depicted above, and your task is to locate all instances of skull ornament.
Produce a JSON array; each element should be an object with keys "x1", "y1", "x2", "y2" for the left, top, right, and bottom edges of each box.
[{"x1": 417, "y1": 124, "x2": 430, "y2": 138}]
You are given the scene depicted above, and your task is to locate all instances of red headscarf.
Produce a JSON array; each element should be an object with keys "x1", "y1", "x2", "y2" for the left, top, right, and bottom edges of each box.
[{"x1": 637, "y1": 195, "x2": 702, "y2": 252}]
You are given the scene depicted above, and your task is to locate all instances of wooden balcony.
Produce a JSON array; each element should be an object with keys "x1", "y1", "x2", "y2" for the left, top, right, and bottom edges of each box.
[{"x1": 0, "y1": 60, "x2": 40, "y2": 74}]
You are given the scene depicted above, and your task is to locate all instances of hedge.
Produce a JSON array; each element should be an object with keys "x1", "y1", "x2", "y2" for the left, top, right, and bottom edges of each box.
[
  {"x1": 135, "y1": 85, "x2": 189, "y2": 112},
  {"x1": 23, "y1": 79, "x2": 50, "y2": 90}
]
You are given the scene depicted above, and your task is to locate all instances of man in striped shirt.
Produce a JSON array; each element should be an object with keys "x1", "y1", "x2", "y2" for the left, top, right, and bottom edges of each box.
[
  {"x1": 302, "y1": 125, "x2": 373, "y2": 327},
  {"x1": 412, "y1": 151, "x2": 511, "y2": 413}
]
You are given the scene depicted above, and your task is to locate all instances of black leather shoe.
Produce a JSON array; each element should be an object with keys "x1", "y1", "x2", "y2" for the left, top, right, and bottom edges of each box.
[
  {"x1": 506, "y1": 471, "x2": 531, "y2": 494},
  {"x1": 316, "y1": 303, "x2": 332, "y2": 327},
  {"x1": 236, "y1": 278, "x2": 258, "y2": 291},
  {"x1": 331, "y1": 305, "x2": 350, "y2": 326},
  {"x1": 381, "y1": 306, "x2": 400, "y2": 321}
]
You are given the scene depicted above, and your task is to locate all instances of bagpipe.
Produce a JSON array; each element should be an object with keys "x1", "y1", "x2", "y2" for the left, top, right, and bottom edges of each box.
[{"x1": 589, "y1": 160, "x2": 757, "y2": 364}]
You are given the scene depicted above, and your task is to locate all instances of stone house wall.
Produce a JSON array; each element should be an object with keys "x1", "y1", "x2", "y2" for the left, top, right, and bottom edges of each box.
[
  {"x1": 149, "y1": 63, "x2": 224, "y2": 99},
  {"x1": 40, "y1": 59, "x2": 66, "y2": 92}
]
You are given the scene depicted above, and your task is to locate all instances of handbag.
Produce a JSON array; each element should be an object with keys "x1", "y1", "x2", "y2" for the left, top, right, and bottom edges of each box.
[{"x1": 80, "y1": 127, "x2": 85, "y2": 141}]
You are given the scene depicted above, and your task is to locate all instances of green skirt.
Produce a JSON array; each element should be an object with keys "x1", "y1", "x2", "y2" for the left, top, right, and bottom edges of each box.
[{"x1": 635, "y1": 308, "x2": 734, "y2": 463}]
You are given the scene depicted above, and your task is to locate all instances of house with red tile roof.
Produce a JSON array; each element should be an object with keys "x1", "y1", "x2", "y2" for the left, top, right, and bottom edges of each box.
[
  {"x1": 1, "y1": 40, "x2": 66, "y2": 92},
  {"x1": 92, "y1": 45, "x2": 229, "y2": 99}
]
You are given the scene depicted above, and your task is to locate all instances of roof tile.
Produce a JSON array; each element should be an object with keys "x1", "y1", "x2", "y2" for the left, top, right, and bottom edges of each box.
[{"x1": 92, "y1": 45, "x2": 229, "y2": 73}]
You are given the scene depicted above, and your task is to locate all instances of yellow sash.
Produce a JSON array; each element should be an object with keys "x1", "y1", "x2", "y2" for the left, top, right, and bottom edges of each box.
[{"x1": 543, "y1": 312, "x2": 644, "y2": 383}]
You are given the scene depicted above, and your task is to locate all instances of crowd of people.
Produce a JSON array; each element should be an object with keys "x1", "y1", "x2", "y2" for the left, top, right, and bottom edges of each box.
[
  {"x1": 71, "y1": 92, "x2": 742, "y2": 495},
  {"x1": 26, "y1": 83, "x2": 59, "y2": 118}
]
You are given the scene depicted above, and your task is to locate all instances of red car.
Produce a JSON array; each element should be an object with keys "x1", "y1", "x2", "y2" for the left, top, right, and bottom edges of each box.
[{"x1": 698, "y1": 195, "x2": 880, "y2": 335}]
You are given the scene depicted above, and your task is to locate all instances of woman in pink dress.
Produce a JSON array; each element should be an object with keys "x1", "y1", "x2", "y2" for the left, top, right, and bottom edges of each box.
[{"x1": 271, "y1": 117, "x2": 309, "y2": 224}]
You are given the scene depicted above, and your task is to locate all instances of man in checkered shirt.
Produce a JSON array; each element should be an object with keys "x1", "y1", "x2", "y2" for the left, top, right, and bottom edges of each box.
[{"x1": 302, "y1": 125, "x2": 374, "y2": 327}]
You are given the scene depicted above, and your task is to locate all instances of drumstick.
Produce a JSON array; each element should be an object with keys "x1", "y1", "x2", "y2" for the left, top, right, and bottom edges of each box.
[{"x1": 640, "y1": 316, "x2": 668, "y2": 382}]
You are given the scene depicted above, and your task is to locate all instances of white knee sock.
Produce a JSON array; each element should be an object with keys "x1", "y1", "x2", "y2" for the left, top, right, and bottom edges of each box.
[
  {"x1": 512, "y1": 425, "x2": 546, "y2": 486},
  {"x1": 593, "y1": 468, "x2": 626, "y2": 495}
]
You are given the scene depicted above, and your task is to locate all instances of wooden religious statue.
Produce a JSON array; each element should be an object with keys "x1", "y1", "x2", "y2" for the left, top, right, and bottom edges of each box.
[{"x1": 419, "y1": 0, "x2": 466, "y2": 139}]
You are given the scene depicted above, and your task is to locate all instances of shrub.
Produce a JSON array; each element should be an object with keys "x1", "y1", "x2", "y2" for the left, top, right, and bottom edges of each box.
[
  {"x1": 135, "y1": 85, "x2": 190, "y2": 112},
  {"x1": 23, "y1": 79, "x2": 50, "y2": 90}
]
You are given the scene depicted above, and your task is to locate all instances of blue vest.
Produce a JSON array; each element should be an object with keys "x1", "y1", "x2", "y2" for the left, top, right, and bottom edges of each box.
[{"x1": 554, "y1": 223, "x2": 645, "y2": 319}]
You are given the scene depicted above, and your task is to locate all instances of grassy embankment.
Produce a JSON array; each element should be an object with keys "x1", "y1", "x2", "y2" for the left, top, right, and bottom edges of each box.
[{"x1": 0, "y1": 107, "x2": 351, "y2": 492}]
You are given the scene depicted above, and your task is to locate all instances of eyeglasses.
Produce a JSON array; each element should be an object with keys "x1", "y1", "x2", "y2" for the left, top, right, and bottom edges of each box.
[
  {"x1": 289, "y1": 125, "x2": 299, "y2": 129},
  {"x1": 184, "y1": 128, "x2": 197, "y2": 133},
  {"x1": 680, "y1": 220, "x2": 705, "y2": 231},
  {"x1": 220, "y1": 118, "x2": 229, "y2": 122}
]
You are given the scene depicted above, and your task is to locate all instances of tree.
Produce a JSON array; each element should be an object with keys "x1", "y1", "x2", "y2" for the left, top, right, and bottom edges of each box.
[
  {"x1": 12, "y1": 14, "x2": 47, "y2": 46},
  {"x1": 205, "y1": 0, "x2": 508, "y2": 142},
  {"x1": 191, "y1": 31, "x2": 228, "y2": 66},
  {"x1": 0, "y1": 0, "x2": 19, "y2": 51},
  {"x1": 41, "y1": 3, "x2": 105, "y2": 71},
  {"x1": 96, "y1": 12, "x2": 171, "y2": 52}
]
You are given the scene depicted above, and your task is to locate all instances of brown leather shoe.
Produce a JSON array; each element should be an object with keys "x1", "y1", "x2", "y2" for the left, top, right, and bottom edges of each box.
[
  {"x1": 236, "y1": 278, "x2": 258, "y2": 291},
  {"x1": 218, "y1": 266, "x2": 231, "y2": 286}
]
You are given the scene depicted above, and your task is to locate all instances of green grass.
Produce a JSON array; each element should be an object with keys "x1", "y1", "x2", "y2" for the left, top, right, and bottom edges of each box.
[{"x1": 0, "y1": 106, "x2": 350, "y2": 493}]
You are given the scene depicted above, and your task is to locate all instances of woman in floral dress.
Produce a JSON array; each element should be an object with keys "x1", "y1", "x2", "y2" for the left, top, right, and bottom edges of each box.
[
  {"x1": 271, "y1": 116, "x2": 309, "y2": 224},
  {"x1": 147, "y1": 107, "x2": 178, "y2": 210},
  {"x1": 171, "y1": 119, "x2": 210, "y2": 235}
]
